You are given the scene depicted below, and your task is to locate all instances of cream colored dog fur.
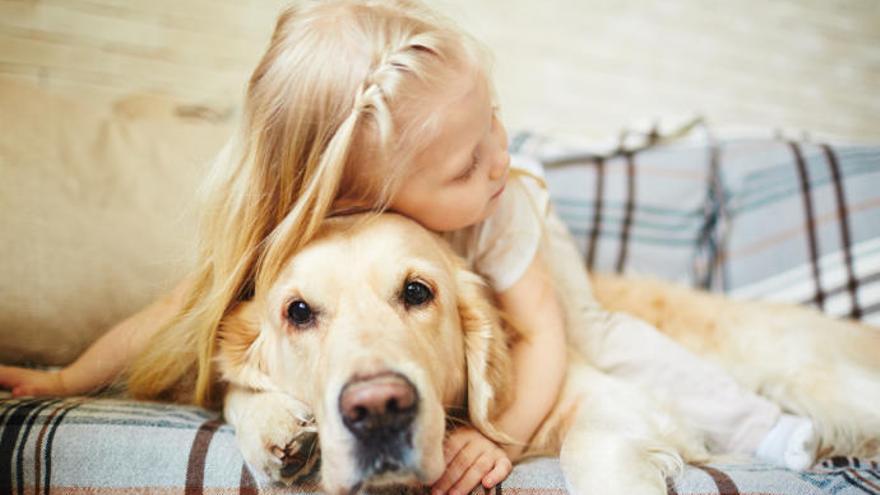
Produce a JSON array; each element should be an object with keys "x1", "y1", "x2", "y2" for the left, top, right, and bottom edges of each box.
[{"x1": 216, "y1": 212, "x2": 880, "y2": 495}]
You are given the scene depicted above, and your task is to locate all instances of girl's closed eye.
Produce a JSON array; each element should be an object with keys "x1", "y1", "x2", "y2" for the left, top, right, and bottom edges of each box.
[{"x1": 455, "y1": 153, "x2": 479, "y2": 182}]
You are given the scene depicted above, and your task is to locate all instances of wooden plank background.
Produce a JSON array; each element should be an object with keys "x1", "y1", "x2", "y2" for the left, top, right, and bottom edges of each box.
[{"x1": 1, "y1": 0, "x2": 878, "y2": 141}]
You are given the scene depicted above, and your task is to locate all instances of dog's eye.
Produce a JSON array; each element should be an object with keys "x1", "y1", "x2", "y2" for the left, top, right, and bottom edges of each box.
[
  {"x1": 287, "y1": 300, "x2": 315, "y2": 326},
  {"x1": 403, "y1": 281, "x2": 433, "y2": 307}
]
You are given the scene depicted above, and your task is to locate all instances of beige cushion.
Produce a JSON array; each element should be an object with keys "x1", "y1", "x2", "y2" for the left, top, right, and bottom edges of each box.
[{"x1": 0, "y1": 80, "x2": 231, "y2": 365}]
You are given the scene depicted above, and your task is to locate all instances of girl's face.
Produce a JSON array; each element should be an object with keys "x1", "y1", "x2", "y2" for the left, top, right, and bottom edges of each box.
[{"x1": 388, "y1": 73, "x2": 510, "y2": 232}]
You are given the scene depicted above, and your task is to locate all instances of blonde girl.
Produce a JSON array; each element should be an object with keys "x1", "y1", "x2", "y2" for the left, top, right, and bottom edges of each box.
[{"x1": 0, "y1": 0, "x2": 818, "y2": 492}]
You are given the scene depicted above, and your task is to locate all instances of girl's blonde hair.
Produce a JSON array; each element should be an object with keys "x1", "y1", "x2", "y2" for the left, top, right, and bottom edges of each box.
[{"x1": 127, "y1": 0, "x2": 489, "y2": 407}]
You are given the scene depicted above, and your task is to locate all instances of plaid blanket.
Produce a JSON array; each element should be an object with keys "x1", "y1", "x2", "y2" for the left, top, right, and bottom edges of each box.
[
  {"x1": 511, "y1": 122, "x2": 880, "y2": 325},
  {"x1": 2, "y1": 395, "x2": 879, "y2": 494}
]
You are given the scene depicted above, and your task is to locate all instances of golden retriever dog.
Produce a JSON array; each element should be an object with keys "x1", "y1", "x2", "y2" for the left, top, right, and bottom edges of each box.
[{"x1": 216, "y1": 212, "x2": 880, "y2": 495}]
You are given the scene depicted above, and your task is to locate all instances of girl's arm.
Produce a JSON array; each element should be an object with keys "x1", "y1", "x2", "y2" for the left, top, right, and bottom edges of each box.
[
  {"x1": 0, "y1": 277, "x2": 191, "y2": 397},
  {"x1": 493, "y1": 255, "x2": 568, "y2": 457},
  {"x1": 432, "y1": 256, "x2": 567, "y2": 494}
]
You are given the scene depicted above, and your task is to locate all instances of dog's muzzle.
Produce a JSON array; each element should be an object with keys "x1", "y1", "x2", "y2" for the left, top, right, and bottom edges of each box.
[{"x1": 338, "y1": 371, "x2": 419, "y2": 477}]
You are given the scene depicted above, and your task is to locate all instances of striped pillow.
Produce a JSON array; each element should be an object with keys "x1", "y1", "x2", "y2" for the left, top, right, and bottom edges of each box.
[
  {"x1": 510, "y1": 126, "x2": 880, "y2": 324},
  {"x1": 716, "y1": 140, "x2": 880, "y2": 322}
]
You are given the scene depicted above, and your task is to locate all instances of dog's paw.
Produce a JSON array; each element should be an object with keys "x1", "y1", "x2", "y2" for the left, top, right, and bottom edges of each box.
[{"x1": 234, "y1": 393, "x2": 320, "y2": 485}]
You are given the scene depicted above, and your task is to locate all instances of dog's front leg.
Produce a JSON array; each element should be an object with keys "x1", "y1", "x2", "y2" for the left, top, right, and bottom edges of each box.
[
  {"x1": 224, "y1": 384, "x2": 320, "y2": 485},
  {"x1": 558, "y1": 367, "x2": 704, "y2": 495}
]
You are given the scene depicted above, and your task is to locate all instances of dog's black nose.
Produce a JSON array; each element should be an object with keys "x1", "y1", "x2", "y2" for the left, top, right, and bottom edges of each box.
[{"x1": 339, "y1": 372, "x2": 418, "y2": 441}]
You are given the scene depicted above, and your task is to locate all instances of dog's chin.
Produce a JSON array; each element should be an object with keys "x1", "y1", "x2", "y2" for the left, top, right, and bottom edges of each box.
[
  {"x1": 324, "y1": 443, "x2": 445, "y2": 495},
  {"x1": 370, "y1": 446, "x2": 446, "y2": 491},
  {"x1": 361, "y1": 470, "x2": 423, "y2": 492},
  {"x1": 326, "y1": 468, "x2": 425, "y2": 495},
  {"x1": 349, "y1": 465, "x2": 443, "y2": 495}
]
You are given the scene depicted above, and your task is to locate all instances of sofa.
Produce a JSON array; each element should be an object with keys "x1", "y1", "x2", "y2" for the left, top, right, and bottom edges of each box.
[{"x1": 1, "y1": 78, "x2": 879, "y2": 494}]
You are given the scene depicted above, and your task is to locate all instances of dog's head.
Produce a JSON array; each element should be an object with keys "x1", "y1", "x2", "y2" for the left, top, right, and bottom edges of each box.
[{"x1": 217, "y1": 213, "x2": 515, "y2": 494}]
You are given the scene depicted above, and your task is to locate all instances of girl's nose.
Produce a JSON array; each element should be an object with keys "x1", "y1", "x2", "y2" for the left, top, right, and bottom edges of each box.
[
  {"x1": 488, "y1": 115, "x2": 510, "y2": 181},
  {"x1": 489, "y1": 151, "x2": 509, "y2": 181}
]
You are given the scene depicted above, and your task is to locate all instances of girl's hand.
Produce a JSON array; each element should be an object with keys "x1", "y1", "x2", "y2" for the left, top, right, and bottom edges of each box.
[
  {"x1": 431, "y1": 426, "x2": 512, "y2": 495},
  {"x1": 0, "y1": 365, "x2": 67, "y2": 397}
]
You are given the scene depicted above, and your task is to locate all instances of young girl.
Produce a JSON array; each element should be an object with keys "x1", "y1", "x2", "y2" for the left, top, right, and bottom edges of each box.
[{"x1": 0, "y1": 0, "x2": 818, "y2": 492}]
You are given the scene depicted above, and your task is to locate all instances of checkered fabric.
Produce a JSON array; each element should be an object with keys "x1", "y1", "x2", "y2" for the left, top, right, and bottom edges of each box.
[
  {"x1": 2, "y1": 396, "x2": 879, "y2": 494},
  {"x1": 511, "y1": 123, "x2": 880, "y2": 324}
]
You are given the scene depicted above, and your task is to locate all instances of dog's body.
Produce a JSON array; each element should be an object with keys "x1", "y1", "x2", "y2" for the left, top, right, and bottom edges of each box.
[{"x1": 217, "y1": 213, "x2": 880, "y2": 495}]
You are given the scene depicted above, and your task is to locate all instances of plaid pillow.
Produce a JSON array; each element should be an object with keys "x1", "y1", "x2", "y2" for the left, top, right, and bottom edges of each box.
[
  {"x1": 511, "y1": 124, "x2": 880, "y2": 324},
  {"x1": 511, "y1": 121, "x2": 726, "y2": 288},
  {"x1": 717, "y1": 140, "x2": 880, "y2": 323}
]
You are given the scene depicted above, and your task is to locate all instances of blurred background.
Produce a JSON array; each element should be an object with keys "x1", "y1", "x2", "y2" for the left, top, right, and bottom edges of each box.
[{"x1": 1, "y1": 0, "x2": 878, "y2": 142}]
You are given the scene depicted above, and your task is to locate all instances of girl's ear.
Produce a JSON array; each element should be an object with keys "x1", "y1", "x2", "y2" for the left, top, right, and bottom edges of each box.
[
  {"x1": 216, "y1": 301, "x2": 279, "y2": 393},
  {"x1": 456, "y1": 267, "x2": 517, "y2": 443}
]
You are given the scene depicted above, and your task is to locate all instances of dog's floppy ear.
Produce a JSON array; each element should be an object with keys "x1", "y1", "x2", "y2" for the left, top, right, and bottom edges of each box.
[
  {"x1": 216, "y1": 301, "x2": 280, "y2": 393},
  {"x1": 456, "y1": 267, "x2": 518, "y2": 443}
]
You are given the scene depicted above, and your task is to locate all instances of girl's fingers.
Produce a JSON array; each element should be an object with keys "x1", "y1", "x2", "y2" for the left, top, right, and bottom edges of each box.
[
  {"x1": 12, "y1": 382, "x2": 51, "y2": 397},
  {"x1": 0, "y1": 369, "x2": 37, "y2": 393},
  {"x1": 450, "y1": 452, "x2": 495, "y2": 495},
  {"x1": 0, "y1": 366, "x2": 25, "y2": 388},
  {"x1": 0, "y1": 367, "x2": 62, "y2": 396},
  {"x1": 434, "y1": 436, "x2": 480, "y2": 494},
  {"x1": 482, "y1": 457, "x2": 513, "y2": 488},
  {"x1": 443, "y1": 430, "x2": 471, "y2": 463},
  {"x1": 10, "y1": 384, "x2": 35, "y2": 397},
  {"x1": 434, "y1": 429, "x2": 512, "y2": 494}
]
